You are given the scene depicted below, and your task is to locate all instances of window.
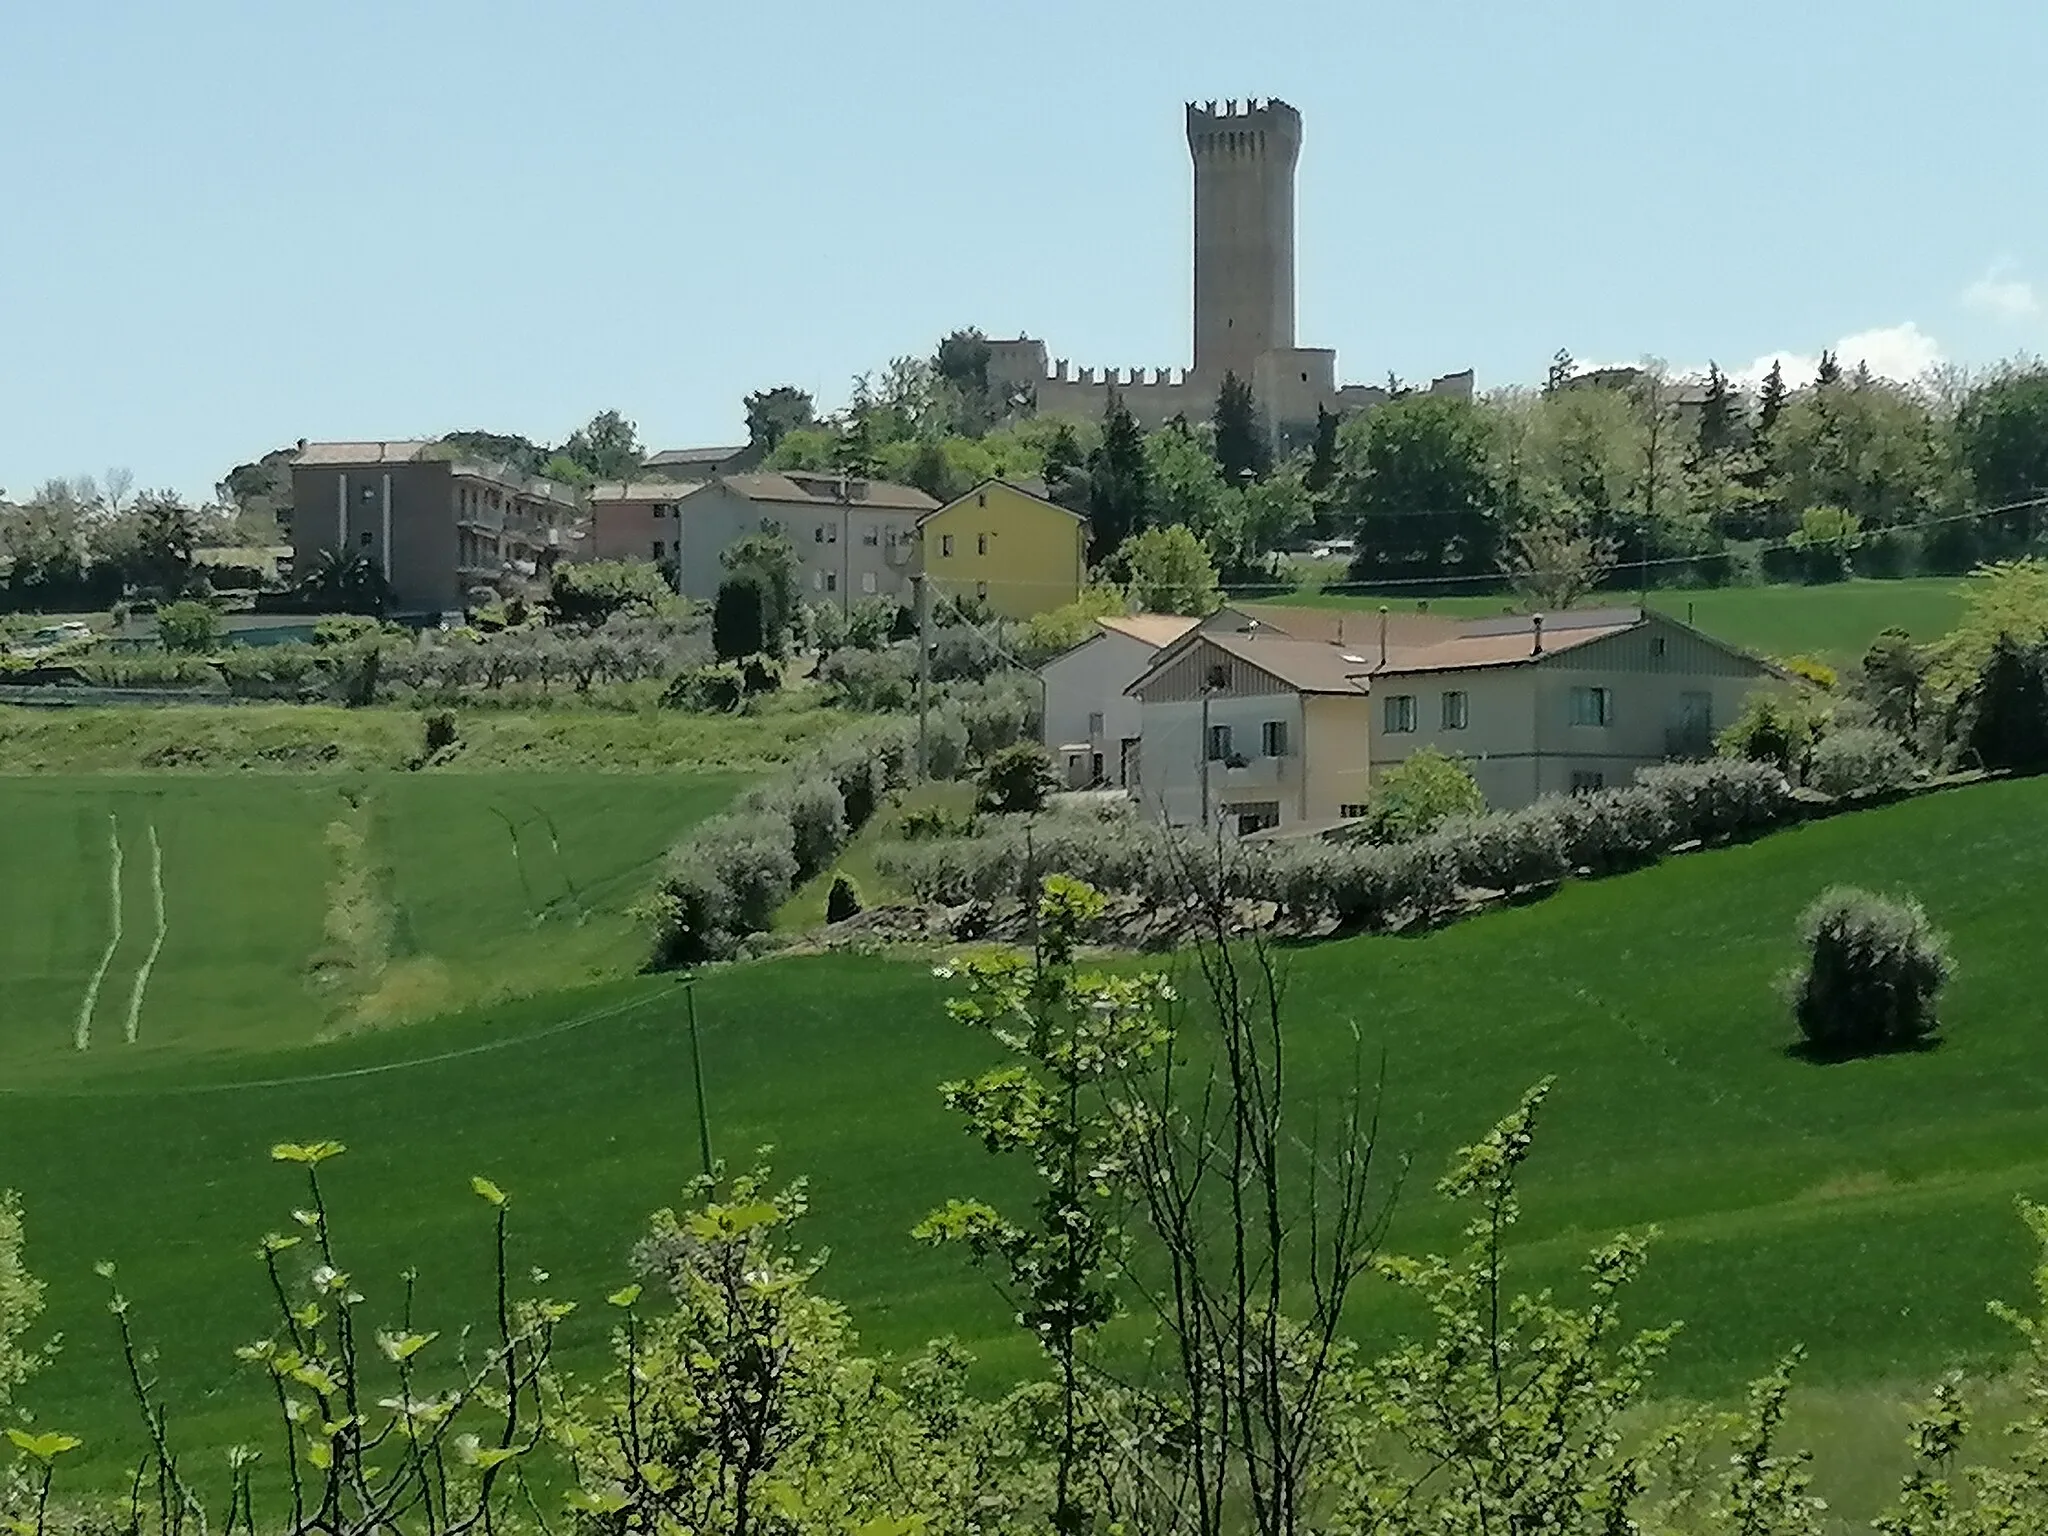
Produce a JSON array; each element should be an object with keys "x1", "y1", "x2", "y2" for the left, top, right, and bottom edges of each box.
[
  {"x1": 1205, "y1": 663, "x2": 1231, "y2": 691},
  {"x1": 651, "y1": 540, "x2": 665, "y2": 560},
  {"x1": 826, "y1": 524, "x2": 838, "y2": 544},
  {"x1": 1569, "y1": 686, "x2": 1614, "y2": 727},
  {"x1": 976, "y1": 580, "x2": 989, "y2": 600},
  {"x1": 1383, "y1": 694, "x2": 1417, "y2": 733},
  {"x1": 862, "y1": 526, "x2": 878, "y2": 546},
  {"x1": 359, "y1": 530, "x2": 373, "y2": 547},
  {"x1": 861, "y1": 572, "x2": 876, "y2": 595},
  {"x1": 977, "y1": 533, "x2": 989, "y2": 555},
  {"x1": 1233, "y1": 802, "x2": 1281, "y2": 836},
  {"x1": 1087, "y1": 711, "x2": 1105, "y2": 739},
  {"x1": 1571, "y1": 771, "x2": 1606, "y2": 794},
  {"x1": 1651, "y1": 636, "x2": 1668, "y2": 658},
  {"x1": 1440, "y1": 690, "x2": 1468, "y2": 730},
  {"x1": 814, "y1": 526, "x2": 825, "y2": 543},
  {"x1": 812, "y1": 571, "x2": 824, "y2": 591},
  {"x1": 1339, "y1": 803, "x2": 1371, "y2": 819},
  {"x1": 1206, "y1": 723, "x2": 1233, "y2": 762},
  {"x1": 825, "y1": 572, "x2": 837, "y2": 592},
  {"x1": 1261, "y1": 720, "x2": 1289, "y2": 757},
  {"x1": 941, "y1": 534, "x2": 955, "y2": 557},
  {"x1": 976, "y1": 491, "x2": 987, "y2": 507}
]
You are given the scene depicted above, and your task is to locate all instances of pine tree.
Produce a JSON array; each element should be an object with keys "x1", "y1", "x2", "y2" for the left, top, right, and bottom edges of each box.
[
  {"x1": 832, "y1": 410, "x2": 879, "y2": 478},
  {"x1": 1212, "y1": 371, "x2": 1270, "y2": 485},
  {"x1": 1305, "y1": 406, "x2": 1340, "y2": 494},
  {"x1": 1041, "y1": 422, "x2": 1089, "y2": 513},
  {"x1": 1087, "y1": 391, "x2": 1152, "y2": 566},
  {"x1": 1544, "y1": 348, "x2": 1577, "y2": 395},
  {"x1": 1695, "y1": 362, "x2": 1741, "y2": 461},
  {"x1": 1756, "y1": 359, "x2": 1789, "y2": 437},
  {"x1": 1815, "y1": 349, "x2": 1843, "y2": 388}
]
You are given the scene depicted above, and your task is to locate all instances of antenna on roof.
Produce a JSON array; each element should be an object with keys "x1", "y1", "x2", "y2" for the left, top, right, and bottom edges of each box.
[{"x1": 1532, "y1": 613, "x2": 1545, "y2": 656}]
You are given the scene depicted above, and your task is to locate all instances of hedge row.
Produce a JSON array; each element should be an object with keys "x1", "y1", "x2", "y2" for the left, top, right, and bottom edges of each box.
[
  {"x1": 874, "y1": 759, "x2": 1804, "y2": 934},
  {"x1": 644, "y1": 676, "x2": 1042, "y2": 965}
]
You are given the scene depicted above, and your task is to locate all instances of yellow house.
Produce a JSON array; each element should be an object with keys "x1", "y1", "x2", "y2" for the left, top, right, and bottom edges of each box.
[{"x1": 915, "y1": 479, "x2": 1088, "y2": 619}]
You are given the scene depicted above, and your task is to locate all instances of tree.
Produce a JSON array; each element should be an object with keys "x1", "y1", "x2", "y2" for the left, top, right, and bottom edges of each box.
[
  {"x1": 1962, "y1": 632, "x2": 2048, "y2": 773},
  {"x1": 743, "y1": 386, "x2": 815, "y2": 454},
  {"x1": 1695, "y1": 361, "x2": 1742, "y2": 461},
  {"x1": 719, "y1": 530, "x2": 799, "y2": 658},
  {"x1": 1356, "y1": 746, "x2": 1485, "y2": 840},
  {"x1": 292, "y1": 549, "x2": 389, "y2": 615},
  {"x1": 548, "y1": 559, "x2": 670, "y2": 626},
  {"x1": 1041, "y1": 421, "x2": 1090, "y2": 514},
  {"x1": 1544, "y1": 347, "x2": 1577, "y2": 394},
  {"x1": 1304, "y1": 405, "x2": 1341, "y2": 536},
  {"x1": 1815, "y1": 349, "x2": 1843, "y2": 388},
  {"x1": 1861, "y1": 627, "x2": 1929, "y2": 736},
  {"x1": 215, "y1": 446, "x2": 296, "y2": 540},
  {"x1": 1956, "y1": 365, "x2": 2048, "y2": 549},
  {"x1": 439, "y1": 429, "x2": 551, "y2": 477},
  {"x1": 1119, "y1": 524, "x2": 1220, "y2": 615},
  {"x1": 1788, "y1": 503, "x2": 1863, "y2": 581},
  {"x1": 933, "y1": 327, "x2": 997, "y2": 436},
  {"x1": 831, "y1": 410, "x2": 881, "y2": 479},
  {"x1": 1087, "y1": 391, "x2": 1152, "y2": 564},
  {"x1": 1336, "y1": 394, "x2": 1500, "y2": 585},
  {"x1": 1500, "y1": 511, "x2": 1618, "y2": 610},
  {"x1": 1924, "y1": 558, "x2": 2048, "y2": 703},
  {"x1": 1211, "y1": 370, "x2": 1270, "y2": 484},
  {"x1": 130, "y1": 489, "x2": 201, "y2": 595},
  {"x1": 156, "y1": 599, "x2": 222, "y2": 654},
  {"x1": 712, "y1": 574, "x2": 771, "y2": 662},
  {"x1": 974, "y1": 742, "x2": 1058, "y2": 813},
  {"x1": 825, "y1": 872, "x2": 863, "y2": 923},
  {"x1": 1790, "y1": 886, "x2": 1953, "y2": 1057},
  {"x1": 1756, "y1": 358, "x2": 1789, "y2": 437},
  {"x1": 561, "y1": 409, "x2": 644, "y2": 481}
]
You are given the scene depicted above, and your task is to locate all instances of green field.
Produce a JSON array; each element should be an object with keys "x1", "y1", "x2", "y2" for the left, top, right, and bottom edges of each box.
[
  {"x1": 1250, "y1": 576, "x2": 1969, "y2": 667},
  {"x1": 8, "y1": 774, "x2": 2048, "y2": 1506},
  {"x1": 0, "y1": 773, "x2": 738, "y2": 1082}
]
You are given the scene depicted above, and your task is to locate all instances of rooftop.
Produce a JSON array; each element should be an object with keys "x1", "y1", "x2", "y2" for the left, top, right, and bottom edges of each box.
[
  {"x1": 588, "y1": 481, "x2": 709, "y2": 503},
  {"x1": 291, "y1": 440, "x2": 436, "y2": 466},
  {"x1": 722, "y1": 472, "x2": 937, "y2": 512},
  {"x1": 1098, "y1": 614, "x2": 1201, "y2": 648},
  {"x1": 646, "y1": 444, "x2": 746, "y2": 467}
]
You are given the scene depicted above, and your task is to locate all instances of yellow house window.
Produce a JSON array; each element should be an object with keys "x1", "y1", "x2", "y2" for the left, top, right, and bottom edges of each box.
[
  {"x1": 941, "y1": 534, "x2": 955, "y2": 557},
  {"x1": 976, "y1": 581, "x2": 989, "y2": 600},
  {"x1": 977, "y1": 533, "x2": 989, "y2": 555}
]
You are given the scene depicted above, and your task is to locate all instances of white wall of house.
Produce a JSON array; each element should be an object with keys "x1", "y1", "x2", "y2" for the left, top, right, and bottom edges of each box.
[
  {"x1": 1040, "y1": 631, "x2": 1158, "y2": 787},
  {"x1": 1133, "y1": 692, "x2": 1308, "y2": 831}
]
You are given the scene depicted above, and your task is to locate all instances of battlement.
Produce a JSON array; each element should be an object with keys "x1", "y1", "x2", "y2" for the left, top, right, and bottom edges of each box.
[
  {"x1": 1186, "y1": 96, "x2": 1302, "y2": 153},
  {"x1": 1049, "y1": 360, "x2": 1193, "y2": 389}
]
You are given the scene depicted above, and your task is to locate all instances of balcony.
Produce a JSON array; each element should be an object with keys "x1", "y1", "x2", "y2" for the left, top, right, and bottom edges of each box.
[{"x1": 1214, "y1": 752, "x2": 1289, "y2": 790}]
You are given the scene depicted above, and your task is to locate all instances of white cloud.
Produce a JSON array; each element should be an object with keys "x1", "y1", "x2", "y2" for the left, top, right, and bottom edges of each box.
[
  {"x1": 1725, "y1": 322, "x2": 1945, "y2": 390},
  {"x1": 1963, "y1": 263, "x2": 2040, "y2": 322}
]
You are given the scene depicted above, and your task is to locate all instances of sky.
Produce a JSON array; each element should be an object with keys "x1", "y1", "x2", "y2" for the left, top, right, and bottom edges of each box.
[{"x1": 3, "y1": 0, "x2": 2045, "y2": 504}]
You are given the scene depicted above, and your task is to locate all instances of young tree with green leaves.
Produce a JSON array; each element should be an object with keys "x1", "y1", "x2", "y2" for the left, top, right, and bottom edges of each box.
[
  {"x1": 561, "y1": 409, "x2": 644, "y2": 481},
  {"x1": 1336, "y1": 394, "x2": 1500, "y2": 585},
  {"x1": 917, "y1": 875, "x2": 1175, "y2": 1536},
  {"x1": 1119, "y1": 524, "x2": 1221, "y2": 615},
  {"x1": 718, "y1": 531, "x2": 799, "y2": 659},
  {"x1": 743, "y1": 386, "x2": 816, "y2": 454}
]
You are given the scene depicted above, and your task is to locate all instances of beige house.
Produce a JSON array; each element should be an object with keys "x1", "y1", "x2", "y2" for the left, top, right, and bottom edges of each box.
[
  {"x1": 290, "y1": 441, "x2": 584, "y2": 617},
  {"x1": 674, "y1": 473, "x2": 936, "y2": 608},
  {"x1": 1126, "y1": 607, "x2": 1776, "y2": 834},
  {"x1": 586, "y1": 481, "x2": 699, "y2": 571},
  {"x1": 1041, "y1": 614, "x2": 1201, "y2": 788}
]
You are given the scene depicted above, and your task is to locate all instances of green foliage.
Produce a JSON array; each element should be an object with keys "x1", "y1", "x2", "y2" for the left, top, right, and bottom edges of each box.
[
  {"x1": 1927, "y1": 559, "x2": 2048, "y2": 703},
  {"x1": 817, "y1": 648, "x2": 916, "y2": 712},
  {"x1": 1808, "y1": 726, "x2": 1919, "y2": 798},
  {"x1": 1085, "y1": 393, "x2": 1152, "y2": 564},
  {"x1": 0, "y1": 1191, "x2": 42, "y2": 1419},
  {"x1": 559, "y1": 408, "x2": 644, "y2": 480},
  {"x1": 1790, "y1": 885, "x2": 1953, "y2": 1057},
  {"x1": 1019, "y1": 585, "x2": 1127, "y2": 660},
  {"x1": 718, "y1": 533, "x2": 800, "y2": 661},
  {"x1": 1339, "y1": 393, "x2": 1501, "y2": 586},
  {"x1": 549, "y1": 560, "x2": 671, "y2": 627},
  {"x1": 1117, "y1": 524, "x2": 1220, "y2": 616},
  {"x1": 1788, "y1": 501, "x2": 1863, "y2": 580},
  {"x1": 421, "y1": 708, "x2": 459, "y2": 755},
  {"x1": 712, "y1": 575, "x2": 771, "y2": 663},
  {"x1": 1961, "y1": 631, "x2": 2048, "y2": 773},
  {"x1": 1718, "y1": 689, "x2": 1829, "y2": 781},
  {"x1": 824, "y1": 872, "x2": 862, "y2": 924},
  {"x1": 1211, "y1": 369, "x2": 1270, "y2": 484},
  {"x1": 974, "y1": 743, "x2": 1056, "y2": 814},
  {"x1": 1359, "y1": 746, "x2": 1485, "y2": 840},
  {"x1": 1863, "y1": 626, "x2": 1930, "y2": 736},
  {"x1": 154, "y1": 600, "x2": 222, "y2": 654},
  {"x1": 1955, "y1": 366, "x2": 2048, "y2": 541},
  {"x1": 744, "y1": 385, "x2": 816, "y2": 453},
  {"x1": 311, "y1": 615, "x2": 383, "y2": 648}
]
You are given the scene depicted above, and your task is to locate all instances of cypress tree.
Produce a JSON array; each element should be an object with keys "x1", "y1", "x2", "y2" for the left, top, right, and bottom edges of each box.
[
  {"x1": 1695, "y1": 361, "x2": 1741, "y2": 460},
  {"x1": 1212, "y1": 371, "x2": 1270, "y2": 483},
  {"x1": 1087, "y1": 391, "x2": 1152, "y2": 566},
  {"x1": 1756, "y1": 358, "x2": 1789, "y2": 437}
]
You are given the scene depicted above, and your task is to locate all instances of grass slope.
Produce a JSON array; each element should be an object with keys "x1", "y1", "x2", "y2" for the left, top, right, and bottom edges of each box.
[
  {"x1": 0, "y1": 773, "x2": 737, "y2": 1082},
  {"x1": 1252, "y1": 577, "x2": 1967, "y2": 666},
  {"x1": 7, "y1": 777, "x2": 2048, "y2": 1491}
]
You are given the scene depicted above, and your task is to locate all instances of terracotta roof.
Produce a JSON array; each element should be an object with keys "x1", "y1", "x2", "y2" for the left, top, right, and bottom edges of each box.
[
  {"x1": 1374, "y1": 609, "x2": 1643, "y2": 676},
  {"x1": 721, "y1": 472, "x2": 937, "y2": 512},
  {"x1": 1220, "y1": 604, "x2": 1462, "y2": 648},
  {"x1": 588, "y1": 481, "x2": 708, "y2": 503},
  {"x1": 1098, "y1": 614, "x2": 1201, "y2": 648},
  {"x1": 1195, "y1": 632, "x2": 1378, "y2": 695},
  {"x1": 645, "y1": 445, "x2": 745, "y2": 467},
  {"x1": 292, "y1": 440, "x2": 435, "y2": 466},
  {"x1": 919, "y1": 478, "x2": 1086, "y2": 526}
]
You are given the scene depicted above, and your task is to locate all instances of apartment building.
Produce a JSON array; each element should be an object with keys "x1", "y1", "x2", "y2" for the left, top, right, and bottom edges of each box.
[
  {"x1": 290, "y1": 441, "x2": 584, "y2": 617},
  {"x1": 586, "y1": 481, "x2": 700, "y2": 571},
  {"x1": 674, "y1": 473, "x2": 937, "y2": 608}
]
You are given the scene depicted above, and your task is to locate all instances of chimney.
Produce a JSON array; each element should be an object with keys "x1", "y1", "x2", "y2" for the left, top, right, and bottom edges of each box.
[
  {"x1": 1378, "y1": 605, "x2": 1389, "y2": 667},
  {"x1": 1531, "y1": 613, "x2": 1545, "y2": 656},
  {"x1": 296, "y1": 437, "x2": 308, "y2": 452}
]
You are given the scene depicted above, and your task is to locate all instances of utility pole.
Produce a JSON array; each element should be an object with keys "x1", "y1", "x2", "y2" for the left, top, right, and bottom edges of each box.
[
  {"x1": 682, "y1": 974, "x2": 713, "y2": 1179},
  {"x1": 1199, "y1": 686, "x2": 1212, "y2": 827},
  {"x1": 912, "y1": 572, "x2": 931, "y2": 782}
]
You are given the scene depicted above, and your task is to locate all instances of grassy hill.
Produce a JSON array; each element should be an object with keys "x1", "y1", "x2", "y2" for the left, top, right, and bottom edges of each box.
[
  {"x1": 0, "y1": 772, "x2": 738, "y2": 1081},
  {"x1": 7, "y1": 775, "x2": 2048, "y2": 1497},
  {"x1": 1252, "y1": 576, "x2": 1968, "y2": 667}
]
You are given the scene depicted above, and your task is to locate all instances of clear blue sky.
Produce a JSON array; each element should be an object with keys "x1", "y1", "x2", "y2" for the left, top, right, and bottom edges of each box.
[{"x1": 3, "y1": 0, "x2": 2042, "y2": 503}]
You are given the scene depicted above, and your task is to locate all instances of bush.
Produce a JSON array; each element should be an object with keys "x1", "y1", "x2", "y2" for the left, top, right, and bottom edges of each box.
[
  {"x1": 1789, "y1": 886, "x2": 1953, "y2": 1057},
  {"x1": 901, "y1": 804, "x2": 980, "y2": 841},
  {"x1": 1637, "y1": 759, "x2": 1796, "y2": 844},
  {"x1": 1353, "y1": 748, "x2": 1485, "y2": 842},
  {"x1": 713, "y1": 573, "x2": 774, "y2": 662},
  {"x1": 423, "y1": 709, "x2": 459, "y2": 755},
  {"x1": 825, "y1": 873, "x2": 863, "y2": 923},
  {"x1": 976, "y1": 743, "x2": 1057, "y2": 814},
  {"x1": 157, "y1": 600, "x2": 223, "y2": 654},
  {"x1": 312, "y1": 615, "x2": 384, "y2": 648},
  {"x1": 1807, "y1": 727, "x2": 1918, "y2": 799},
  {"x1": 1960, "y1": 632, "x2": 2048, "y2": 773},
  {"x1": 1548, "y1": 785, "x2": 1673, "y2": 876},
  {"x1": 820, "y1": 647, "x2": 917, "y2": 712},
  {"x1": 740, "y1": 654, "x2": 782, "y2": 697},
  {"x1": 1439, "y1": 804, "x2": 1572, "y2": 896},
  {"x1": 663, "y1": 663, "x2": 745, "y2": 713},
  {"x1": 1718, "y1": 689, "x2": 1828, "y2": 781},
  {"x1": 549, "y1": 560, "x2": 670, "y2": 627}
]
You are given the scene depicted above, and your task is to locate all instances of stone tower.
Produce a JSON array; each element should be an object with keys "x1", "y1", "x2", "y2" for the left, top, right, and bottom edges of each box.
[{"x1": 1186, "y1": 97, "x2": 1301, "y2": 384}]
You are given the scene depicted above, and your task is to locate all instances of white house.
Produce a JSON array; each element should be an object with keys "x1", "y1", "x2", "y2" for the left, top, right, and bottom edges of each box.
[
  {"x1": 1125, "y1": 607, "x2": 1779, "y2": 833},
  {"x1": 1041, "y1": 614, "x2": 1200, "y2": 788}
]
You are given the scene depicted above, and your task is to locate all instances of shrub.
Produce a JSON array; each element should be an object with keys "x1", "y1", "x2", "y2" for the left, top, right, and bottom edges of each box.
[
  {"x1": 739, "y1": 654, "x2": 782, "y2": 697},
  {"x1": 820, "y1": 647, "x2": 917, "y2": 712},
  {"x1": 549, "y1": 560, "x2": 670, "y2": 627},
  {"x1": 156, "y1": 600, "x2": 223, "y2": 654},
  {"x1": 423, "y1": 709, "x2": 459, "y2": 755},
  {"x1": 1718, "y1": 689, "x2": 1828, "y2": 780},
  {"x1": 825, "y1": 873, "x2": 863, "y2": 923},
  {"x1": 1638, "y1": 759, "x2": 1796, "y2": 844},
  {"x1": 924, "y1": 707, "x2": 971, "y2": 781},
  {"x1": 977, "y1": 743, "x2": 1057, "y2": 814},
  {"x1": 1807, "y1": 727, "x2": 1918, "y2": 799},
  {"x1": 1439, "y1": 804, "x2": 1572, "y2": 896},
  {"x1": 1960, "y1": 632, "x2": 2048, "y2": 773},
  {"x1": 1549, "y1": 785, "x2": 1673, "y2": 876},
  {"x1": 1789, "y1": 886, "x2": 1953, "y2": 1057},
  {"x1": 312, "y1": 615, "x2": 383, "y2": 647},
  {"x1": 901, "y1": 805, "x2": 979, "y2": 841},
  {"x1": 713, "y1": 573, "x2": 773, "y2": 662},
  {"x1": 1355, "y1": 748, "x2": 1485, "y2": 842},
  {"x1": 663, "y1": 663, "x2": 745, "y2": 713}
]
